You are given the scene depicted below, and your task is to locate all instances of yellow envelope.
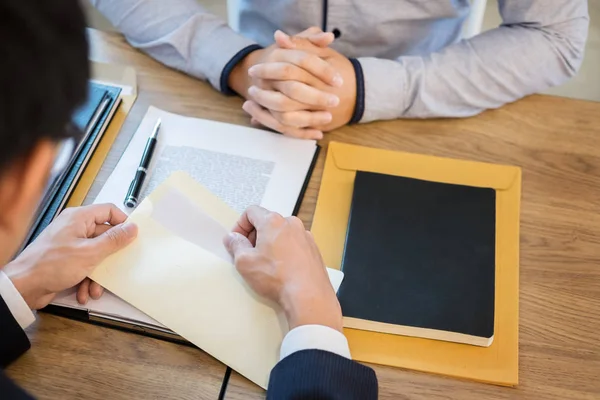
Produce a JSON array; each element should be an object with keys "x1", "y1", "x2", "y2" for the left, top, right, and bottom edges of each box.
[{"x1": 311, "y1": 142, "x2": 520, "y2": 386}]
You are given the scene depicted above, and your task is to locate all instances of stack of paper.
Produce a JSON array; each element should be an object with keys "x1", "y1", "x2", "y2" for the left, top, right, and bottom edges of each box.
[{"x1": 90, "y1": 172, "x2": 344, "y2": 388}]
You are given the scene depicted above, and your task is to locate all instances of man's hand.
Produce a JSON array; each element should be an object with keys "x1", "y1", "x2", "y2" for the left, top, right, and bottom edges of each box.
[
  {"x1": 223, "y1": 206, "x2": 343, "y2": 333},
  {"x1": 244, "y1": 29, "x2": 357, "y2": 136},
  {"x1": 4, "y1": 204, "x2": 137, "y2": 309},
  {"x1": 228, "y1": 28, "x2": 345, "y2": 139}
]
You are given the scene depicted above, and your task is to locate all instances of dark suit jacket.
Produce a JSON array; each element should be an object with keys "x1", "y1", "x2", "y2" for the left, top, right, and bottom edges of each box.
[
  {"x1": 0, "y1": 294, "x2": 34, "y2": 400},
  {"x1": 268, "y1": 349, "x2": 378, "y2": 399},
  {"x1": 1, "y1": 294, "x2": 378, "y2": 399}
]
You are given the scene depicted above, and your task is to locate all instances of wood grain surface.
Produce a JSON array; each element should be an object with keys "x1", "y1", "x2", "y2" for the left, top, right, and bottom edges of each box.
[{"x1": 7, "y1": 29, "x2": 600, "y2": 400}]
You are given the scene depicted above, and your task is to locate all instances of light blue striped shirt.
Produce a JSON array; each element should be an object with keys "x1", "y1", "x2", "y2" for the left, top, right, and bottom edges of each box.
[{"x1": 92, "y1": 0, "x2": 589, "y2": 122}]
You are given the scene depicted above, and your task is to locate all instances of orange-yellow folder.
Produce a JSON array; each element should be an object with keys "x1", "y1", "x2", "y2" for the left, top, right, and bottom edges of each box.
[{"x1": 311, "y1": 142, "x2": 520, "y2": 386}]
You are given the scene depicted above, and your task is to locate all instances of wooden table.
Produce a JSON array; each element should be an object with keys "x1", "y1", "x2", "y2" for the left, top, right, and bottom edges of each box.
[{"x1": 7, "y1": 28, "x2": 600, "y2": 400}]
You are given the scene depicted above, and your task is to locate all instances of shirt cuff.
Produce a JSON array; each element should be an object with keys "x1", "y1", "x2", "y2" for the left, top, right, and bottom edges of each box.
[
  {"x1": 219, "y1": 44, "x2": 264, "y2": 95},
  {"x1": 0, "y1": 271, "x2": 35, "y2": 329},
  {"x1": 191, "y1": 25, "x2": 258, "y2": 92},
  {"x1": 348, "y1": 58, "x2": 365, "y2": 124},
  {"x1": 355, "y1": 57, "x2": 408, "y2": 123},
  {"x1": 280, "y1": 325, "x2": 351, "y2": 361}
]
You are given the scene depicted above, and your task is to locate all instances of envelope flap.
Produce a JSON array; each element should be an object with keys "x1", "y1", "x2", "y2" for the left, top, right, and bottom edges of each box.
[
  {"x1": 155, "y1": 171, "x2": 240, "y2": 229},
  {"x1": 329, "y1": 142, "x2": 520, "y2": 190}
]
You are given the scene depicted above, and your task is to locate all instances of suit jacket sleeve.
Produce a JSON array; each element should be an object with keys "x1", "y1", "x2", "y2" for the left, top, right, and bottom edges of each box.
[
  {"x1": 0, "y1": 293, "x2": 31, "y2": 368},
  {"x1": 267, "y1": 349, "x2": 378, "y2": 399},
  {"x1": 0, "y1": 371, "x2": 35, "y2": 400},
  {"x1": 0, "y1": 294, "x2": 34, "y2": 399}
]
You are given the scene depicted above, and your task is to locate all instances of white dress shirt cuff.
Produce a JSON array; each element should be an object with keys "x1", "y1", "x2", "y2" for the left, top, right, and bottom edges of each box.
[
  {"x1": 0, "y1": 270, "x2": 35, "y2": 329},
  {"x1": 280, "y1": 324, "x2": 351, "y2": 361},
  {"x1": 356, "y1": 56, "x2": 408, "y2": 123}
]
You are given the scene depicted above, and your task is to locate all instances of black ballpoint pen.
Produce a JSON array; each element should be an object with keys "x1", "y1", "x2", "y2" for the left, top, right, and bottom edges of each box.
[{"x1": 124, "y1": 118, "x2": 161, "y2": 208}]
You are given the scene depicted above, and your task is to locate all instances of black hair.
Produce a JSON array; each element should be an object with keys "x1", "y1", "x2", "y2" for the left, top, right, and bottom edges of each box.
[{"x1": 0, "y1": 0, "x2": 89, "y2": 171}]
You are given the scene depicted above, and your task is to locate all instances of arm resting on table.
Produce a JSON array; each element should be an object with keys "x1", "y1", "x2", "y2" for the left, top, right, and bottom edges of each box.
[
  {"x1": 90, "y1": 0, "x2": 258, "y2": 93},
  {"x1": 355, "y1": 0, "x2": 589, "y2": 122}
]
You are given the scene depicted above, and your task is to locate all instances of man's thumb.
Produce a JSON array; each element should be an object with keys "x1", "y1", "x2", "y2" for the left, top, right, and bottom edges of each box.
[
  {"x1": 94, "y1": 222, "x2": 138, "y2": 255},
  {"x1": 223, "y1": 232, "x2": 253, "y2": 256}
]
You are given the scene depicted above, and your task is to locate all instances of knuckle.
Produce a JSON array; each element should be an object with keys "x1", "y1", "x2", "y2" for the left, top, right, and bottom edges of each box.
[
  {"x1": 321, "y1": 66, "x2": 334, "y2": 80},
  {"x1": 280, "y1": 127, "x2": 296, "y2": 137},
  {"x1": 313, "y1": 56, "x2": 326, "y2": 71},
  {"x1": 246, "y1": 103, "x2": 260, "y2": 117},
  {"x1": 301, "y1": 129, "x2": 318, "y2": 139},
  {"x1": 271, "y1": 48, "x2": 283, "y2": 60},
  {"x1": 287, "y1": 216, "x2": 305, "y2": 229},
  {"x1": 299, "y1": 54, "x2": 315, "y2": 69},
  {"x1": 270, "y1": 80, "x2": 282, "y2": 93},
  {"x1": 88, "y1": 204, "x2": 106, "y2": 214},
  {"x1": 255, "y1": 79, "x2": 270, "y2": 90},
  {"x1": 235, "y1": 252, "x2": 258, "y2": 272},
  {"x1": 311, "y1": 114, "x2": 326, "y2": 126},
  {"x1": 272, "y1": 119, "x2": 286, "y2": 132},
  {"x1": 246, "y1": 205, "x2": 262, "y2": 215},
  {"x1": 235, "y1": 252, "x2": 252, "y2": 267},
  {"x1": 286, "y1": 82, "x2": 302, "y2": 98},
  {"x1": 281, "y1": 64, "x2": 294, "y2": 78},
  {"x1": 278, "y1": 112, "x2": 295, "y2": 126},
  {"x1": 317, "y1": 93, "x2": 331, "y2": 107},
  {"x1": 232, "y1": 235, "x2": 248, "y2": 250},
  {"x1": 265, "y1": 212, "x2": 285, "y2": 227},
  {"x1": 283, "y1": 131, "x2": 299, "y2": 138},
  {"x1": 251, "y1": 88, "x2": 265, "y2": 102},
  {"x1": 273, "y1": 97, "x2": 288, "y2": 110},
  {"x1": 104, "y1": 228, "x2": 123, "y2": 246},
  {"x1": 74, "y1": 240, "x2": 91, "y2": 255},
  {"x1": 60, "y1": 207, "x2": 77, "y2": 218},
  {"x1": 294, "y1": 127, "x2": 313, "y2": 138},
  {"x1": 324, "y1": 63, "x2": 335, "y2": 74}
]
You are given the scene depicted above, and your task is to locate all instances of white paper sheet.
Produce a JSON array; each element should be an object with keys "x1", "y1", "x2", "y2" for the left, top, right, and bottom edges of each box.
[
  {"x1": 52, "y1": 287, "x2": 161, "y2": 327},
  {"x1": 95, "y1": 106, "x2": 317, "y2": 215}
]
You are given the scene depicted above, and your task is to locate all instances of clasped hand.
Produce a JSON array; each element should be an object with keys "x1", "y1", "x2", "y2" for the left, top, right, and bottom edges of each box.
[{"x1": 229, "y1": 27, "x2": 356, "y2": 140}]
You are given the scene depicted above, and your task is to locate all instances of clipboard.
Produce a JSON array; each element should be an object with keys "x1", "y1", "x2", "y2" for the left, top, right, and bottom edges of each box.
[{"x1": 311, "y1": 141, "x2": 520, "y2": 386}]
